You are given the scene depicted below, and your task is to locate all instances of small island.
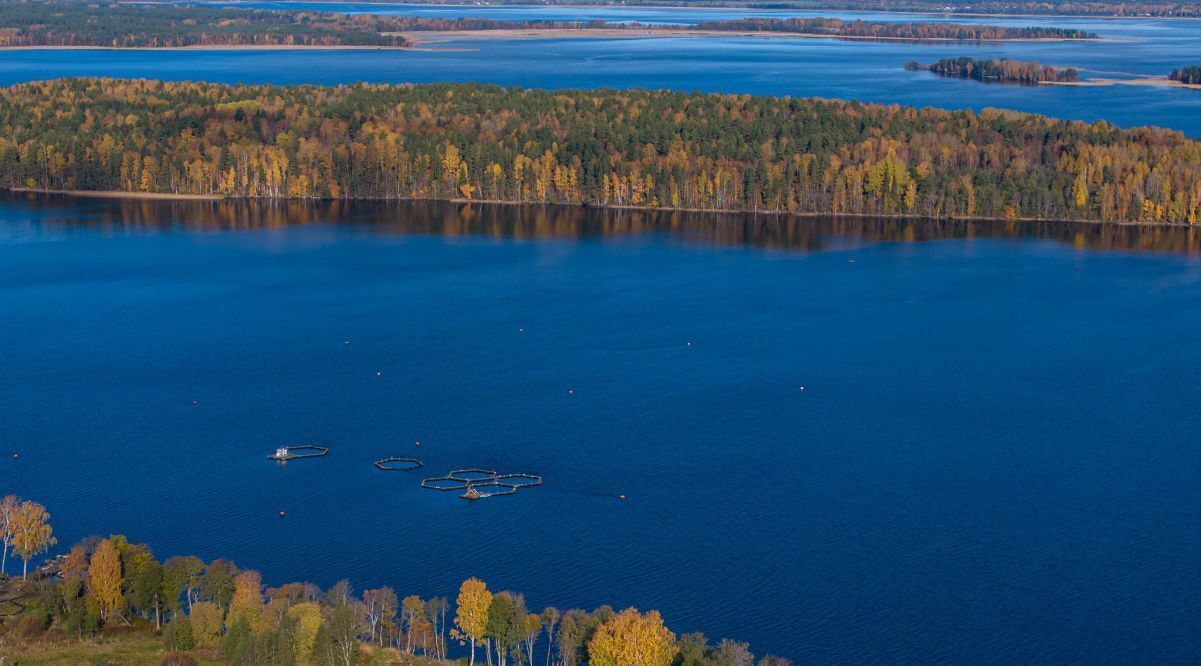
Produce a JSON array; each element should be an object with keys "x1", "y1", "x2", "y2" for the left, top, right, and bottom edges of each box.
[
  {"x1": 1169, "y1": 67, "x2": 1201, "y2": 85},
  {"x1": 907, "y1": 57, "x2": 1080, "y2": 84},
  {"x1": 688, "y1": 18, "x2": 1099, "y2": 41}
]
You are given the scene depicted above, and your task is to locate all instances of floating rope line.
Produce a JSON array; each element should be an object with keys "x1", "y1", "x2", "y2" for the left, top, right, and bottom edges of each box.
[
  {"x1": 448, "y1": 468, "x2": 499, "y2": 482},
  {"x1": 420, "y1": 476, "x2": 472, "y2": 491},
  {"x1": 267, "y1": 445, "x2": 329, "y2": 461},
  {"x1": 495, "y1": 473, "x2": 543, "y2": 488},
  {"x1": 373, "y1": 457, "x2": 424, "y2": 471}
]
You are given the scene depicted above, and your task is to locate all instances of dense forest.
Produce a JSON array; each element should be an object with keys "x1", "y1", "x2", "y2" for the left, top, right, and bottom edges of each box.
[
  {"x1": 0, "y1": 1, "x2": 409, "y2": 47},
  {"x1": 0, "y1": 3, "x2": 1102, "y2": 47},
  {"x1": 0, "y1": 496, "x2": 785, "y2": 666},
  {"x1": 350, "y1": 0, "x2": 1201, "y2": 17},
  {"x1": 1, "y1": 78, "x2": 1199, "y2": 225},
  {"x1": 689, "y1": 18, "x2": 1098, "y2": 40},
  {"x1": 1169, "y1": 66, "x2": 1201, "y2": 84},
  {"x1": 907, "y1": 57, "x2": 1081, "y2": 83}
]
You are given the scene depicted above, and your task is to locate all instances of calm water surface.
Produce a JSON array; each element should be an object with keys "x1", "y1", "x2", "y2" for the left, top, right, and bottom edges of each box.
[
  {"x1": 4, "y1": 4, "x2": 1201, "y2": 135},
  {"x1": 2, "y1": 195, "x2": 1201, "y2": 661}
]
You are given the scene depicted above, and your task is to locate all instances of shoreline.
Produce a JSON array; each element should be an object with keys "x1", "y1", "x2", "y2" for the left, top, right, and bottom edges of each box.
[
  {"x1": 161, "y1": 0, "x2": 1201, "y2": 22},
  {"x1": 393, "y1": 27, "x2": 1105, "y2": 45},
  {"x1": 9, "y1": 187, "x2": 225, "y2": 201},
  {"x1": 8, "y1": 187, "x2": 1192, "y2": 229},
  {"x1": 0, "y1": 44, "x2": 409, "y2": 51}
]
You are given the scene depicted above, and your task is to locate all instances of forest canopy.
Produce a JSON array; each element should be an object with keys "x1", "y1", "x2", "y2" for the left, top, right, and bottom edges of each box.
[
  {"x1": 1169, "y1": 66, "x2": 1201, "y2": 84},
  {"x1": 0, "y1": 1, "x2": 409, "y2": 47},
  {"x1": 907, "y1": 57, "x2": 1081, "y2": 83},
  {"x1": 689, "y1": 18, "x2": 1098, "y2": 40},
  {"x1": 0, "y1": 78, "x2": 1198, "y2": 225}
]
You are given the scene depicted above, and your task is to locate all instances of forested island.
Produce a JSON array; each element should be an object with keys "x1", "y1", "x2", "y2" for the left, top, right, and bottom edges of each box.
[
  {"x1": 0, "y1": 496, "x2": 783, "y2": 666},
  {"x1": 907, "y1": 57, "x2": 1081, "y2": 83},
  {"x1": 0, "y1": 1, "x2": 409, "y2": 47},
  {"x1": 0, "y1": 3, "x2": 1101, "y2": 48},
  {"x1": 1169, "y1": 66, "x2": 1201, "y2": 84},
  {"x1": 358, "y1": 0, "x2": 1201, "y2": 18},
  {"x1": 1, "y1": 78, "x2": 1199, "y2": 225},
  {"x1": 687, "y1": 18, "x2": 1097, "y2": 40}
]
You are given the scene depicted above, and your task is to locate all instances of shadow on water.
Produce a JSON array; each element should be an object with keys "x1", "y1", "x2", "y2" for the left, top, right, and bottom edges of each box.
[{"x1": 4, "y1": 191, "x2": 1200, "y2": 255}]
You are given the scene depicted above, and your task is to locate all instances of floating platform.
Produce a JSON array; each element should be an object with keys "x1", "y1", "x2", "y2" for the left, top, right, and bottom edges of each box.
[
  {"x1": 374, "y1": 457, "x2": 424, "y2": 471},
  {"x1": 460, "y1": 481, "x2": 518, "y2": 500},
  {"x1": 267, "y1": 445, "x2": 328, "y2": 461}
]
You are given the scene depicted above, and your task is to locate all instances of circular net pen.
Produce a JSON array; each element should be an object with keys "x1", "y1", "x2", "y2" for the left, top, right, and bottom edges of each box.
[
  {"x1": 421, "y1": 476, "x2": 471, "y2": 491},
  {"x1": 374, "y1": 457, "x2": 424, "y2": 472},
  {"x1": 448, "y1": 468, "x2": 499, "y2": 483},
  {"x1": 495, "y1": 473, "x2": 542, "y2": 488},
  {"x1": 460, "y1": 481, "x2": 519, "y2": 500}
]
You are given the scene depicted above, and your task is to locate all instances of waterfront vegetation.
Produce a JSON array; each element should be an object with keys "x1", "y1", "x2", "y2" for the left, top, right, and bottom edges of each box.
[
  {"x1": 0, "y1": 1, "x2": 408, "y2": 47},
  {"x1": 1169, "y1": 67, "x2": 1201, "y2": 85},
  {"x1": 688, "y1": 18, "x2": 1098, "y2": 40},
  {"x1": 1, "y1": 78, "x2": 1199, "y2": 224},
  {"x1": 368, "y1": 0, "x2": 1201, "y2": 18},
  {"x1": 906, "y1": 57, "x2": 1081, "y2": 84},
  {"x1": 0, "y1": 496, "x2": 785, "y2": 666},
  {"x1": 0, "y1": 2, "x2": 1101, "y2": 47}
]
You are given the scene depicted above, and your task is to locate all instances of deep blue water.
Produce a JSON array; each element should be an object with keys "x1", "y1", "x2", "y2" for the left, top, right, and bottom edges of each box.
[
  {"x1": 3, "y1": 5, "x2": 1201, "y2": 135},
  {"x1": 3, "y1": 196, "x2": 1201, "y2": 661}
]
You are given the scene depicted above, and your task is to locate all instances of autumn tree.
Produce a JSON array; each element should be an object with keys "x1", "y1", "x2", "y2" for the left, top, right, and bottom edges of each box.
[
  {"x1": 10, "y1": 499, "x2": 55, "y2": 580},
  {"x1": 190, "y1": 601, "x2": 224, "y2": 649},
  {"x1": 227, "y1": 569, "x2": 265, "y2": 632},
  {"x1": 587, "y1": 608, "x2": 677, "y2": 666},
  {"x1": 88, "y1": 537, "x2": 124, "y2": 622},
  {"x1": 287, "y1": 601, "x2": 323, "y2": 657},
  {"x1": 454, "y1": 577, "x2": 493, "y2": 666},
  {"x1": 486, "y1": 592, "x2": 527, "y2": 666},
  {"x1": 541, "y1": 607, "x2": 560, "y2": 666},
  {"x1": 0, "y1": 494, "x2": 17, "y2": 576}
]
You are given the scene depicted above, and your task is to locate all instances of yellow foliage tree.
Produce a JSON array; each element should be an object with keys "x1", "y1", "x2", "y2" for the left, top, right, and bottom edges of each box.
[
  {"x1": 227, "y1": 570, "x2": 264, "y2": 632},
  {"x1": 587, "y1": 608, "x2": 677, "y2": 666},
  {"x1": 10, "y1": 499, "x2": 55, "y2": 581},
  {"x1": 88, "y1": 538, "x2": 123, "y2": 620},
  {"x1": 453, "y1": 577, "x2": 492, "y2": 666},
  {"x1": 287, "y1": 601, "x2": 323, "y2": 656},
  {"x1": 190, "y1": 601, "x2": 224, "y2": 648}
]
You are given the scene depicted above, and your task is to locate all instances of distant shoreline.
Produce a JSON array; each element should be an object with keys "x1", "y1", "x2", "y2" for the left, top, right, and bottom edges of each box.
[
  {"x1": 10, "y1": 187, "x2": 1193, "y2": 228},
  {"x1": 394, "y1": 26, "x2": 1104, "y2": 45},
  {"x1": 9, "y1": 187, "x2": 225, "y2": 201},
  {"x1": 168, "y1": 0, "x2": 1201, "y2": 22},
  {"x1": 0, "y1": 44, "x2": 409, "y2": 50},
  {"x1": 169, "y1": 0, "x2": 1201, "y2": 22}
]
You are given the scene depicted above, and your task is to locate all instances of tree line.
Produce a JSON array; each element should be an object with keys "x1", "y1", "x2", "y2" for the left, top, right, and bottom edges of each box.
[
  {"x1": 0, "y1": 498, "x2": 789, "y2": 666},
  {"x1": 365, "y1": 0, "x2": 1201, "y2": 18},
  {"x1": 689, "y1": 18, "x2": 1098, "y2": 40},
  {"x1": 1169, "y1": 66, "x2": 1201, "y2": 84},
  {"x1": 1, "y1": 78, "x2": 1199, "y2": 225},
  {"x1": 0, "y1": 3, "x2": 1102, "y2": 46},
  {"x1": 907, "y1": 57, "x2": 1081, "y2": 84},
  {"x1": 0, "y1": 1, "x2": 408, "y2": 47}
]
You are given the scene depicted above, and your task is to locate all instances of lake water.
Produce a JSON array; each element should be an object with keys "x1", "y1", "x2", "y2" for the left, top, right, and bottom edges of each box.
[
  {"x1": 3, "y1": 3, "x2": 1201, "y2": 135},
  {"x1": 3, "y1": 194, "x2": 1201, "y2": 661}
]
